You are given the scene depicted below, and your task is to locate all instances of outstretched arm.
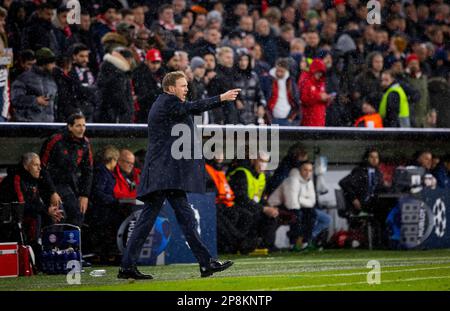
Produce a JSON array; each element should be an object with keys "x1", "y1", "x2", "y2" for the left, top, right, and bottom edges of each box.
[
  {"x1": 171, "y1": 89, "x2": 241, "y2": 117},
  {"x1": 185, "y1": 89, "x2": 241, "y2": 114}
]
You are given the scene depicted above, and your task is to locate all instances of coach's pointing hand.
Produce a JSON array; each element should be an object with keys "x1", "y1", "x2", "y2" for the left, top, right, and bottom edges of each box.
[{"x1": 220, "y1": 89, "x2": 241, "y2": 102}]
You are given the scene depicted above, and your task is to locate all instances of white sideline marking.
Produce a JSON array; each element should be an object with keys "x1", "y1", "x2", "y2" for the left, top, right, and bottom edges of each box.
[
  {"x1": 235, "y1": 256, "x2": 450, "y2": 265},
  {"x1": 254, "y1": 275, "x2": 450, "y2": 291},
  {"x1": 235, "y1": 265, "x2": 450, "y2": 279}
]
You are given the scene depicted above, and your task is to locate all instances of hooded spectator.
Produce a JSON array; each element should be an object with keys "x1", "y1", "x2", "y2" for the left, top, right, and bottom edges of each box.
[
  {"x1": 300, "y1": 58, "x2": 332, "y2": 126},
  {"x1": 233, "y1": 51, "x2": 267, "y2": 125}
]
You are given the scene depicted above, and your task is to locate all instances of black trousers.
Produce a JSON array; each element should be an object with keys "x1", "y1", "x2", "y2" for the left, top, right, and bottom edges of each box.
[
  {"x1": 217, "y1": 205, "x2": 278, "y2": 254},
  {"x1": 121, "y1": 189, "x2": 212, "y2": 268}
]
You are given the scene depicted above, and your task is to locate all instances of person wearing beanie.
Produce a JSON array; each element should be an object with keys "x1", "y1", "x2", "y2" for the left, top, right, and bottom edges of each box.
[
  {"x1": 161, "y1": 48, "x2": 179, "y2": 73},
  {"x1": 188, "y1": 56, "x2": 208, "y2": 119},
  {"x1": 11, "y1": 47, "x2": 57, "y2": 122},
  {"x1": 132, "y1": 48, "x2": 164, "y2": 123},
  {"x1": 404, "y1": 53, "x2": 431, "y2": 128},
  {"x1": 190, "y1": 56, "x2": 206, "y2": 72}
]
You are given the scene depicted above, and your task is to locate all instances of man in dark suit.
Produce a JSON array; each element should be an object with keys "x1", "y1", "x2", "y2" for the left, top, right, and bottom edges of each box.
[
  {"x1": 339, "y1": 147, "x2": 385, "y2": 216},
  {"x1": 118, "y1": 71, "x2": 240, "y2": 280},
  {"x1": 339, "y1": 147, "x2": 387, "y2": 247}
]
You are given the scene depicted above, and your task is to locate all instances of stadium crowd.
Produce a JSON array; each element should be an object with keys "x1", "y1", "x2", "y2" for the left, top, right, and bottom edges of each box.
[{"x1": 0, "y1": 0, "x2": 448, "y2": 127}]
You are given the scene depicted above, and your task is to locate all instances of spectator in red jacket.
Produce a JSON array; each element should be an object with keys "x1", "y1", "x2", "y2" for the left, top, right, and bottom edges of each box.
[
  {"x1": 113, "y1": 149, "x2": 141, "y2": 200},
  {"x1": 300, "y1": 58, "x2": 333, "y2": 126}
]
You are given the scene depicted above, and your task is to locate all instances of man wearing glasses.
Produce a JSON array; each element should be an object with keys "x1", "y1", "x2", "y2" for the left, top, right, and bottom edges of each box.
[{"x1": 113, "y1": 149, "x2": 140, "y2": 201}]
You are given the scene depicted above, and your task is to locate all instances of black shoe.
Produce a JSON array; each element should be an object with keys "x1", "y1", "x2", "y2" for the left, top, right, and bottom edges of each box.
[
  {"x1": 117, "y1": 267, "x2": 153, "y2": 280},
  {"x1": 200, "y1": 259, "x2": 233, "y2": 278}
]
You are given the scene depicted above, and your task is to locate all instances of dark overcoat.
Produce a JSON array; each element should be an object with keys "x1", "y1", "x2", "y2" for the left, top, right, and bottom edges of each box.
[{"x1": 137, "y1": 93, "x2": 221, "y2": 199}]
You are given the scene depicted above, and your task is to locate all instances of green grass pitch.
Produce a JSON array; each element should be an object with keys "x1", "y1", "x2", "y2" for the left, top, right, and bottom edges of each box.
[{"x1": 1, "y1": 249, "x2": 450, "y2": 291}]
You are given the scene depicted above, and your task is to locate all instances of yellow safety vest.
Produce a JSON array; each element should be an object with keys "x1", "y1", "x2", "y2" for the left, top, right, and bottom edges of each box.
[
  {"x1": 228, "y1": 167, "x2": 266, "y2": 203},
  {"x1": 379, "y1": 83, "x2": 410, "y2": 118}
]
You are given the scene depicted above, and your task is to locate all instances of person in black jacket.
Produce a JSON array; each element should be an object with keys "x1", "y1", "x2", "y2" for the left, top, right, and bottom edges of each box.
[
  {"x1": 72, "y1": 10, "x2": 101, "y2": 76},
  {"x1": 0, "y1": 153, "x2": 63, "y2": 264},
  {"x1": 227, "y1": 155, "x2": 279, "y2": 254},
  {"x1": 54, "y1": 55, "x2": 96, "y2": 122},
  {"x1": 118, "y1": 71, "x2": 239, "y2": 280},
  {"x1": 380, "y1": 70, "x2": 413, "y2": 128},
  {"x1": 67, "y1": 43, "x2": 99, "y2": 121},
  {"x1": 207, "y1": 47, "x2": 239, "y2": 124},
  {"x1": 96, "y1": 47, "x2": 134, "y2": 123},
  {"x1": 339, "y1": 147, "x2": 385, "y2": 217},
  {"x1": 21, "y1": 3, "x2": 61, "y2": 55},
  {"x1": 339, "y1": 147, "x2": 388, "y2": 247},
  {"x1": 233, "y1": 51, "x2": 267, "y2": 125},
  {"x1": 40, "y1": 113, "x2": 93, "y2": 227},
  {"x1": 132, "y1": 48, "x2": 164, "y2": 123}
]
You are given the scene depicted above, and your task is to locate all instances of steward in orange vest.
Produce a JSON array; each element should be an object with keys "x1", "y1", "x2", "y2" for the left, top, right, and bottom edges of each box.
[
  {"x1": 354, "y1": 95, "x2": 384, "y2": 128},
  {"x1": 354, "y1": 113, "x2": 383, "y2": 128},
  {"x1": 205, "y1": 163, "x2": 235, "y2": 207}
]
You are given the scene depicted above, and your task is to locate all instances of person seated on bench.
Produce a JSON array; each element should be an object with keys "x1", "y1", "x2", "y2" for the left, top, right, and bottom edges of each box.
[
  {"x1": 227, "y1": 151, "x2": 279, "y2": 253},
  {"x1": 269, "y1": 161, "x2": 330, "y2": 251},
  {"x1": 0, "y1": 152, "x2": 63, "y2": 266},
  {"x1": 205, "y1": 152, "x2": 242, "y2": 254},
  {"x1": 89, "y1": 145, "x2": 123, "y2": 262},
  {"x1": 113, "y1": 149, "x2": 141, "y2": 202},
  {"x1": 339, "y1": 147, "x2": 385, "y2": 217},
  {"x1": 339, "y1": 147, "x2": 386, "y2": 247}
]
